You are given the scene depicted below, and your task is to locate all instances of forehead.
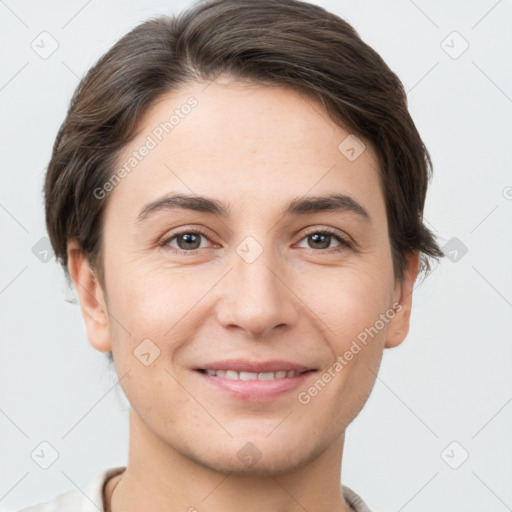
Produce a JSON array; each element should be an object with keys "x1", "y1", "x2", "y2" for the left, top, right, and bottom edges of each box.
[{"x1": 104, "y1": 78, "x2": 385, "y2": 226}]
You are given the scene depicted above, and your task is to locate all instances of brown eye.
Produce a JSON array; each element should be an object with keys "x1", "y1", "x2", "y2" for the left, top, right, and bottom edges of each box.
[
  {"x1": 160, "y1": 229, "x2": 211, "y2": 253},
  {"x1": 297, "y1": 229, "x2": 352, "y2": 252}
]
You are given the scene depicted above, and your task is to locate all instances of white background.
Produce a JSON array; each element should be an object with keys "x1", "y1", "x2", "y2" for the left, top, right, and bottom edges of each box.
[{"x1": 1, "y1": 1, "x2": 511, "y2": 511}]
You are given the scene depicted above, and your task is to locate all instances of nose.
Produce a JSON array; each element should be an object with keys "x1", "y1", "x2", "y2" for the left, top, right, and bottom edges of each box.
[{"x1": 214, "y1": 243, "x2": 299, "y2": 339}]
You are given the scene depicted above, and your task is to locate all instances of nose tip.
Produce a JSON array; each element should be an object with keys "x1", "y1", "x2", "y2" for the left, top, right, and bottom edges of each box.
[{"x1": 215, "y1": 256, "x2": 299, "y2": 339}]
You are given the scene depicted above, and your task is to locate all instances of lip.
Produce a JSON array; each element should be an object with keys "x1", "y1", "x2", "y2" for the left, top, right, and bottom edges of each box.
[
  {"x1": 196, "y1": 359, "x2": 313, "y2": 374},
  {"x1": 193, "y1": 359, "x2": 317, "y2": 402}
]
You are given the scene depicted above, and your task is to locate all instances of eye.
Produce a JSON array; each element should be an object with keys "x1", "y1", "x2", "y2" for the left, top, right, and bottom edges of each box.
[
  {"x1": 159, "y1": 227, "x2": 353, "y2": 254},
  {"x1": 159, "y1": 229, "x2": 213, "y2": 253},
  {"x1": 296, "y1": 228, "x2": 353, "y2": 252}
]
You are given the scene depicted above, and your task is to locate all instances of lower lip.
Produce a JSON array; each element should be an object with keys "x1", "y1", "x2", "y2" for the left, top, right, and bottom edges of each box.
[{"x1": 194, "y1": 370, "x2": 316, "y2": 401}]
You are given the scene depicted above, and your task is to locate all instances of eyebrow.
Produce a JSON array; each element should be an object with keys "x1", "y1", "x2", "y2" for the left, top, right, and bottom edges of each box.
[{"x1": 136, "y1": 192, "x2": 371, "y2": 224}]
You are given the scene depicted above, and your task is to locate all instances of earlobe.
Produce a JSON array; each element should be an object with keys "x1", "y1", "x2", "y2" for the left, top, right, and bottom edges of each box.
[
  {"x1": 384, "y1": 252, "x2": 420, "y2": 349},
  {"x1": 67, "y1": 240, "x2": 112, "y2": 353}
]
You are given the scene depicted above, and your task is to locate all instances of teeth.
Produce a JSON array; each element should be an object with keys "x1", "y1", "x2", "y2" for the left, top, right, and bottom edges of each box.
[
  {"x1": 203, "y1": 369, "x2": 299, "y2": 379},
  {"x1": 239, "y1": 371, "x2": 258, "y2": 381}
]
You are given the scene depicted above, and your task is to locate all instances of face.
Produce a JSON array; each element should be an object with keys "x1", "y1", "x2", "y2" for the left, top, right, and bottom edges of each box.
[{"x1": 69, "y1": 76, "x2": 418, "y2": 475}]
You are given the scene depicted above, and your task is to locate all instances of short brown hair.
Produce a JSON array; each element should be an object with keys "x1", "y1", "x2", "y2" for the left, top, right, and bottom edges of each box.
[{"x1": 45, "y1": 0, "x2": 444, "y2": 292}]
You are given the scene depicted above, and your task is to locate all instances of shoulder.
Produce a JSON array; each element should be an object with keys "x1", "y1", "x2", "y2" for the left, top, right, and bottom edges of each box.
[
  {"x1": 342, "y1": 484, "x2": 378, "y2": 512},
  {"x1": 17, "y1": 488, "x2": 82, "y2": 512},
  {"x1": 16, "y1": 466, "x2": 126, "y2": 512}
]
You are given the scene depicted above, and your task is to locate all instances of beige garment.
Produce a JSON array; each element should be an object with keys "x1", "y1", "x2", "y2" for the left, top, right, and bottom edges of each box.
[{"x1": 18, "y1": 466, "x2": 376, "y2": 512}]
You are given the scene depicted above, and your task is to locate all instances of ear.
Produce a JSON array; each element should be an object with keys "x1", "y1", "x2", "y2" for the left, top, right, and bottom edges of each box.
[
  {"x1": 384, "y1": 251, "x2": 420, "y2": 349},
  {"x1": 67, "y1": 240, "x2": 112, "y2": 353}
]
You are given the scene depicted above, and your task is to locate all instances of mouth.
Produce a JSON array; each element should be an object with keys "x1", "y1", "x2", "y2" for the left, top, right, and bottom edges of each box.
[
  {"x1": 193, "y1": 360, "x2": 317, "y2": 401},
  {"x1": 195, "y1": 368, "x2": 314, "y2": 380}
]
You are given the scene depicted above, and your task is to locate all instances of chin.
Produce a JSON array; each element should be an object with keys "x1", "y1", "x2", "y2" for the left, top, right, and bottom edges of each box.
[{"x1": 187, "y1": 433, "x2": 321, "y2": 477}]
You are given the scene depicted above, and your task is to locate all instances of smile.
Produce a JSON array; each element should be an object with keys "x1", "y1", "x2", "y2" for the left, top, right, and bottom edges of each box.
[
  {"x1": 197, "y1": 369, "x2": 304, "y2": 380},
  {"x1": 194, "y1": 367, "x2": 316, "y2": 401}
]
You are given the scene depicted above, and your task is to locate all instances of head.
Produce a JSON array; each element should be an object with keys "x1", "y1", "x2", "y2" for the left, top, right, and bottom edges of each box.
[{"x1": 45, "y1": 0, "x2": 444, "y2": 475}]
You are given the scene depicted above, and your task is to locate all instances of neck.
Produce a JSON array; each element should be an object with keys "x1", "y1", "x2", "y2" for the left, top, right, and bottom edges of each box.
[{"x1": 110, "y1": 408, "x2": 351, "y2": 512}]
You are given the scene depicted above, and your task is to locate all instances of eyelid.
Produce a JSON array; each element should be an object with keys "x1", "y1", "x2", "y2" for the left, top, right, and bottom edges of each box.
[{"x1": 299, "y1": 226, "x2": 351, "y2": 242}]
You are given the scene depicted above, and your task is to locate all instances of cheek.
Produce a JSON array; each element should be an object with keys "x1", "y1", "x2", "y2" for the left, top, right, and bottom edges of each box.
[
  {"x1": 299, "y1": 271, "x2": 391, "y2": 430},
  {"x1": 301, "y1": 263, "x2": 394, "y2": 349},
  {"x1": 106, "y1": 259, "x2": 201, "y2": 334},
  {"x1": 105, "y1": 262, "x2": 218, "y2": 386},
  {"x1": 115, "y1": 360, "x2": 193, "y2": 438}
]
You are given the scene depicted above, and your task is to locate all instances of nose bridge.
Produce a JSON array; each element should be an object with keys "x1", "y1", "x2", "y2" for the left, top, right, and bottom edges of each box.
[{"x1": 215, "y1": 234, "x2": 298, "y2": 338}]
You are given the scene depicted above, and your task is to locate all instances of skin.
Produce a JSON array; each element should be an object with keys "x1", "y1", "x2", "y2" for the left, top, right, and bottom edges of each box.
[{"x1": 67, "y1": 76, "x2": 419, "y2": 512}]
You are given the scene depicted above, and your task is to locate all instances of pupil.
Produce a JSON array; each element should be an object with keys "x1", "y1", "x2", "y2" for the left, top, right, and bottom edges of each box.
[
  {"x1": 310, "y1": 233, "x2": 330, "y2": 249},
  {"x1": 179, "y1": 233, "x2": 200, "y2": 250}
]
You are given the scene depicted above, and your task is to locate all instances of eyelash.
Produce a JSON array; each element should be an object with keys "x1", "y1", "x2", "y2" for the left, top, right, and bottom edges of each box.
[{"x1": 158, "y1": 227, "x2": 354, "y2": 254}]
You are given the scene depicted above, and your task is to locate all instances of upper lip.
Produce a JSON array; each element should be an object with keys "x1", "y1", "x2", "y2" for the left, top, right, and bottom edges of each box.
[{"x1": 196, "y1": 359, "x2": 315, "y2": 374}]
